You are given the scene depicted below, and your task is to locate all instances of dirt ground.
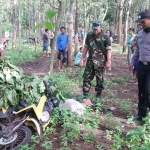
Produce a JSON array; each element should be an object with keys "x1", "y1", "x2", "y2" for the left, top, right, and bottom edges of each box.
[{"x1": 19, "y1": 49, "x2": 139, "y2": 150}]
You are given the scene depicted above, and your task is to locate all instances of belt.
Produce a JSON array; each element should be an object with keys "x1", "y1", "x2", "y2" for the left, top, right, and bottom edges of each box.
[{"x1": 141, "y1": 61, "x2": 150, "y2": 65}]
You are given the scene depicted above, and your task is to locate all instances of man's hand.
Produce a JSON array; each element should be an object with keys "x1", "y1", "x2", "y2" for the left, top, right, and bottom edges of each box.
[
  {"x1": 105, "y1": 61, "x2": 111, "y2": 69},
  {"x1": 129, "y1": 64, "x2": 133, "y2": 71},
  {"x1": 80, "y1": 59, "x2": 84, "y2": 67}
]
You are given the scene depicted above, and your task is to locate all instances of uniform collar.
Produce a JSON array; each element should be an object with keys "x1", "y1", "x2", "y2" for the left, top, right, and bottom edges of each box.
[{"x1": 144, "y1": 27, "x2": 150, "y2": 33}]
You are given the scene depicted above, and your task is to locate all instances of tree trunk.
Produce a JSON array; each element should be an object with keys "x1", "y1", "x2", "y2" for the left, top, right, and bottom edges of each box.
[
  {"x1": 74, "y1": 0, "x2": 79, "y2": 57},
  {"x1": 12, "y1": 0, "x2": 17, "y2": 49},
  {"x1": 18, "y1": 1, "x2": 22, "y2": 55},
  {"x1": 83, "y1": 0, "x2": 87, "y2": 46},
  {"x1": 145, "y1": 0, "x2": 150, "y2": 9},
  {"x1": 122, "y1": 0, "x2": 133, "y2": 52},
  {"x1": 49, "y1": 0, "x2": 64, "y2": 74},
  {"x1": 117, "y1": 0, "x2": 125, "y2": 44},
  {"x1": 67, "y1": 0, "x2": 74, "y2": 66},
  {"x1": 102, "y1": 3, "x2": 108, "y2": 23}
]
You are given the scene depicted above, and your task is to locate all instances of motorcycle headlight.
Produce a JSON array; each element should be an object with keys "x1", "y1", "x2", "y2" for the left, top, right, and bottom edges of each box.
[{"x1": 40, "y1": 111, "x2": 50, "y2": 123}]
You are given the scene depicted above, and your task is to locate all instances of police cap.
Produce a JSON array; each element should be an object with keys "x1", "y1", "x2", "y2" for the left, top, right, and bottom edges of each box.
[{"x1": 135, "y1": 9, "x2": 150, "y2": 23}]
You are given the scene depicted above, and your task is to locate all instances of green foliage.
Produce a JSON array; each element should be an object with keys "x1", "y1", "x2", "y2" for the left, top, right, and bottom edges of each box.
[
  {"x1": 119, "y1": 100, "x2": 132, "y2": 114},
  {"x1": 60, "y1": 105, "x2": 101, "y2": 147},
  {"x1": 112, "y1": 76, "x2": 127, "y2": 86},
  {"x1": 41, "y1": 141, "x2": 53, "y2": 150},
  {"x1": 111, "y1": 114, "x2": 150, "y2": 149},
  {"x1": 19, "y1": 144, "x2": 35, "y2": 150},
  {"x1": 51, "y1": 72, "x2": 80, "y2": 98},
  {"x1": 4, "y1": 48, "x2": 42, "y2": 65},
  {"x1": 34, "y1": 10, "x2": 57, "y2": 31},
  {"x1": 31, "y1": 135, "x2": 40, "y2": 144},
  {"x1": 104, "y1": 77, "x2": 117, "y2": 87},
  {"x1": 0, "y1": 58, "x2": 64, "y2": 108}
]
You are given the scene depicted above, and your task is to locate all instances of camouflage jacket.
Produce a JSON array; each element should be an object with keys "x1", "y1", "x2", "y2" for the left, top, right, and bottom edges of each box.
[{"x1": 84, "y1": 31, "x2": 112, "y2": 59}]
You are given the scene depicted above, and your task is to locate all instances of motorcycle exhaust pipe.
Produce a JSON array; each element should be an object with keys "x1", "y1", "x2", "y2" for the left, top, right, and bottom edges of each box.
[{"x1": 3, "y1": 116, "x2": 29, "y2": 138}]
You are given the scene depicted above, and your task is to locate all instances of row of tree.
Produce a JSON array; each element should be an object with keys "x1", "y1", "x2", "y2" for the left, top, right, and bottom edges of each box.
[{"x1": 0, "y1": 0, "x2": 150, "y2": 73}]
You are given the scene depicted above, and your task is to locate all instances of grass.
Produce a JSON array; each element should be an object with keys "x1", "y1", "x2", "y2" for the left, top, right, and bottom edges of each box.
[{"x1": 3, "y1": 36, "x2": 42, "y2": 65}]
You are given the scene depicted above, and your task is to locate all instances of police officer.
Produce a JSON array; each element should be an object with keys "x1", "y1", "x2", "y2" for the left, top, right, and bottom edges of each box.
[
  {"x1": 80, "y1": 20, "x2": 112, "y2": 100},
  {"x1": 130, "y1": 10, "x2": 150, "y2": 121}
]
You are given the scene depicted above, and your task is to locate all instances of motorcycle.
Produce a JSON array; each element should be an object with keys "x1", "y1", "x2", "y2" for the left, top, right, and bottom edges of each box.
[
  {"x1": 0, "y1": 80, "x2": 58, "y2": 150},
  {"x1": 23, "y1": 37, "x2": 41, "y2": 44}
]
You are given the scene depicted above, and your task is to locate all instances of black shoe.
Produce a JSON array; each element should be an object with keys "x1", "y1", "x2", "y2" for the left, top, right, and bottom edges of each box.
[{"x1": 133, "y1": 114, "x2": 143, "y2": 121}]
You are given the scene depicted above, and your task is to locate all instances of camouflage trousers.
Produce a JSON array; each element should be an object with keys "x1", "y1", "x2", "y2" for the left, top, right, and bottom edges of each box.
[{"x1": 83, "y1": 58, "x2": 105, "y2": 95}]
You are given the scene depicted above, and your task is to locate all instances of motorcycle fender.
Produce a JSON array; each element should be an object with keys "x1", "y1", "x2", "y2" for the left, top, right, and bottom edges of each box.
[
  {"x1": 15, "y1": 95, "x2": 47, "y2": 120},
  {"x1": 42, "y1": 122, "x2": 50, "y2": 131},
  {"x1": 27, "y1": 117, "x2": 42, "y2": 138}
]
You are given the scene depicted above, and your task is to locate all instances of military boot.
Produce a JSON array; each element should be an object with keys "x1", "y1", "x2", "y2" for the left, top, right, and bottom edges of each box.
[{"x1": 96, "y1": 92, "x2": 103, "y2": 101}]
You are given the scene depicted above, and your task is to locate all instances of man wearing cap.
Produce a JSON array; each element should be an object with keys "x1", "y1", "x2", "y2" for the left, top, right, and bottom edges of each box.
[
  {"x1": 129, "y1": 10, "x2": 150, "y2": 121},
  {"x1": 80, "y1": 20, "x2": 112, "y2": 100}
]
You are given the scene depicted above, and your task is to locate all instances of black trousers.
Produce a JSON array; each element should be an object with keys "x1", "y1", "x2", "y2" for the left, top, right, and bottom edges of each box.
[{"x1": 137, "y1": 62, "x2": 150, "y2": 117}]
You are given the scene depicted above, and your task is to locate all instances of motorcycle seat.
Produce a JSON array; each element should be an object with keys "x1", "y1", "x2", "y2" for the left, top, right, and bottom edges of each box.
[
  {"x1": 0, "y1": 107, "x2": 14, "y2": 118},
  {"x1": 14, "y1": 101, "x2": 28, "y2": 111}
]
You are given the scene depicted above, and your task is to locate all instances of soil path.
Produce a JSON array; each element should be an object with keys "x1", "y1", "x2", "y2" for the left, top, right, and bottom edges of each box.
[{"x1": 19, "y1": 55, "x2": 55, "y2": 76}]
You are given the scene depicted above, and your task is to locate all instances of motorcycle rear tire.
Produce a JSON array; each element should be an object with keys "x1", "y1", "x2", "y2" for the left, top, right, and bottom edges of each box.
[{"x1": 0, "y1": 126, "x2": 32, "y2": 150}]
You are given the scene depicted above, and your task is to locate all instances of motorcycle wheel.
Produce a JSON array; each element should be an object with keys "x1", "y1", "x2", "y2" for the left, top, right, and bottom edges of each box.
[{"x1": 0, "y1": 126, "x2": 32, "y2": 150}]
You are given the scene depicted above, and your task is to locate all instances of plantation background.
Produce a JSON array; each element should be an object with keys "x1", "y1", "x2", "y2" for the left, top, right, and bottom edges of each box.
[{"x1": 0, "y1": 0, "x2": 150, "y2": 149}]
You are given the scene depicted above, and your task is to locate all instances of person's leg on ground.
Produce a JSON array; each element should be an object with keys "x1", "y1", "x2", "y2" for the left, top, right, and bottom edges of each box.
[
  {"x1": 127, "y1": 49, "x2": 131, "y2": 65},
  {"x1": 43, "y1": 43, "x2": 49, "y2": 57},
  {"x1": 95, "y1": 67, "x2": 105, "y2": 100},
  {"x1": 43, "y1": 43, "x2": 47, "y2": 57},
  {"x1": 57, "y1": 50, "x2": 62, "y2": 69},
  {"x1": 46, "y1": 51, "x2": 50, "y2": 57},
  {"x1": 82, "y1": 60, "x2": 95, "y2": 99},
  {"x1": 134, "y1": 62, "x2": 148, "y2": 121},
  {"x1": 145, "y1": 66, "x2": 150, "y2": 115},
  {"x1": 61, "y1": 50, "x2": 67, "y2": 68}
]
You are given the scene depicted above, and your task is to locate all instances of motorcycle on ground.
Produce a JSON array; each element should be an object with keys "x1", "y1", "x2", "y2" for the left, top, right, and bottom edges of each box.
[{"x1": 0, "y1": 80, "x2": 58, "y2": 150}]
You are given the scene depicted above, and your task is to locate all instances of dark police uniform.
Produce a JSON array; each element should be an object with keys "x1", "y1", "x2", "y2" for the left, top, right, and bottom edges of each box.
[{"x1": 131, "y1": 10, "x2": 150, "y2": 120}]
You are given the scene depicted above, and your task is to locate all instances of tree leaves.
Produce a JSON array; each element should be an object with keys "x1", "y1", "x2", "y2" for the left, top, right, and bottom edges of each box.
[
  {"x1": 0, "y1": 57, "x2": 64, "y2": 109},
  {"x1": 45, "y1": 11, "x2": 57, "y2": 20},
  {"x1": 34, "y1": 10, "x2": 57, "y2": 31}
]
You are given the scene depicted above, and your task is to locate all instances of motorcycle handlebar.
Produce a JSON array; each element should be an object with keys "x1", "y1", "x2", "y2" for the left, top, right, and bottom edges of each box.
[
  {"x1": 43, "y1": 80, "x2": 48, "y2": 90},
  {"x1": 43, "y1": 80, "x2": 52, "y2": 98}
]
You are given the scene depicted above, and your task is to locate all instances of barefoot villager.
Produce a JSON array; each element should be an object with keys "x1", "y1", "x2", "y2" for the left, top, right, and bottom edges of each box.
[
  {"x1": 56, "y1": 27, "x2": 68, "y2": 70},
  {"x1": 129, "y1": 10, "x2": 150, "y2": 121},
  {"x1": 42, "y1": 29, "x2": 50, "y2": 57},
  {"x1": 80, "y1": 20, "x2": 112, "y2": 101}
]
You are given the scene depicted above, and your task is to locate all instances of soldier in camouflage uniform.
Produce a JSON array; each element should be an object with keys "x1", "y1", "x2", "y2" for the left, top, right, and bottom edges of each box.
[{"x1": 80, "y1": 20, "x2": 112, "y2": 100}]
